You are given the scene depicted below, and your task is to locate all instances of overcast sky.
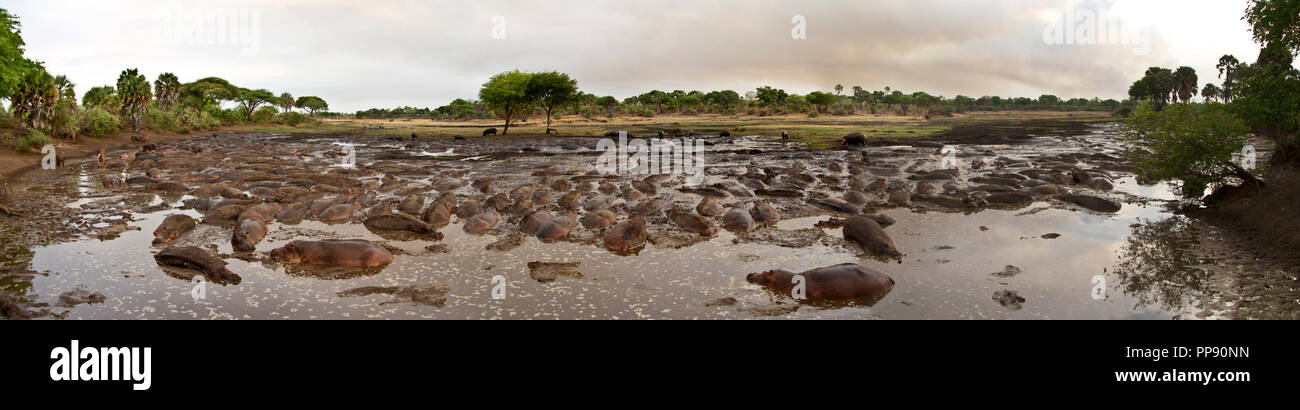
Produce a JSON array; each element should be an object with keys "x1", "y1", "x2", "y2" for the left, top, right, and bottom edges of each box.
[{"x1": 6, "y1": 0, "x2": 1265, "y2": 112}]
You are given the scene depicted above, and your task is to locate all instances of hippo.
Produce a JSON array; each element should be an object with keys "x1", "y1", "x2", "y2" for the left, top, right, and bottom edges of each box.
[
  {"x1": 603, "y1": 216, "x2": 648, "y2": 252},
  {"x1": 485, "y1": 193, "x2": 511, "y2": 211},
  {"x1": 532, "y1": 190, "x2": 554, "y2": 205},
  {"x1": 719, "y1": 130, "x2": 731, "y2": 137},
  {"x1": 696, "y1": 197, "x2": 726, "y2": 217},
  {"x1": 268, "y1": 239, "x2": 394, "y2": 268},
  {"x1": 536, "y1": 212, "x2": 579, "y2": 241},
  {"x1": 240, "y1": 203, "x2": 283, "y2": 223},
  {"x1": 483, "y1": 128, "x2": 498, "y2": 136},
  {"x1": 455, "y1": 198, "x2": 483, "y2": 219},
  {"x1": 809, "y1": 198, "x2": 859, "y2": 215},
  {"x1": 397, "y1": 195, "x2": 425, "y2": 215},
  {"x1": 275, "y1": 202, "x2": 309, "y2": 224},
  {"x1": 510, "y1": 185, "x2": 535, "y2": 201},
  {"x1": 750, "y1": 203, "x2": 781, "y2": 224},
  {"x1": 126, "y1": 176, "x2": 160, "y2": 185},
  {"x1": 203, "y1": 204, "x2": 250, "y2": 224},
  {"x1": 721, "y1": 207, "x2": 755, "y2": 233},
  {"x1": 421, "y1": 201, "x2": 453, "y2": 227},
  {"x1": 581, "y1": 210, "x2": 617, "y2": 229},
  {"x1": 558, "y1": 191, "x2": 582, "y2": 209},
  {"x1": 463, "y1": 209, "x2": 501, "y2": 234},
  {"x1": 746, "y1": 263, "x2": 894, "y2": 303},
  {"x1": 520, "y1": 211, "x2": 553, "y2": 235},
  {"x1": 317, "y1": 202, "x2": 361, "y2": 222},
  {"x1": 152, "y1": 214, "x2": 196, "y2": 245},
  {"x1": 843, "y1": 215, "x2": 902, "y2": 258},
  {"x1": 364, "y1": 213, "x2": 442, "y2": 239},
  {"x1": 232, "y1": 218, "x2": 268, "y2": 252},
  {"x1": 842, "y1": 132, "x2": 867, "y2": 146},
  {"x1": 597, "y1": 182, "x2": 619, "y2": 195},
  {"x1": 154, "y1": 246, "x2": 241, "y2": 285},
  {"x1": 101, "y1": 174, "x2": 121, "y2": 189},
  {"x1": 985, "y1": 191, "x2": 1034, "y2": 207},
  {"x1": 670, "y1": 209, "x2": 720, "y2": 237},
  {"x1": 1061, "y1": 194, "x2": 1121, "y2": 213}
]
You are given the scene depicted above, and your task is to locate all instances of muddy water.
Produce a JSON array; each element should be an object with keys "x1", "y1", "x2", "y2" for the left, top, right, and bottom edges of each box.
[{"x1": 20, "y1": 125, "x2": 1282, "y2": 319}]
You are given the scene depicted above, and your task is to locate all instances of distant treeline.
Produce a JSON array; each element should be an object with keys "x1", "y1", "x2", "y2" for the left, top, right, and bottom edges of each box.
[{"x1": 347, "y1": 83, "x2": 1126, "y2": 123}]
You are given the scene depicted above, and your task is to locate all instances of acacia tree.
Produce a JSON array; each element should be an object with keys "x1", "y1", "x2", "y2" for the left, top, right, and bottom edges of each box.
[
  {"x1": 116, "y1": 68, "x2": 152, "y2": 132},
  {"x1": 478, "y1": 70, "x2": 534, "y2": 135},
  {"x1": 597, "y1": 95, "x2": 618, "y2": 118},
  {"x1": 526, "y1": 71, "x2": 577, "y2": 134},
  {"x1": 180, "y1": 77, "x2": 238, "y2": 111},
  {"x1": 1123, "y1": 103, "x2": 1259, "y2": 198},
  {"x1": 235, "y1": 88, "x2": 274, "y2": 120},
  {"x1": 295, "y1": 96, "x2": 328, "y2": 117}
]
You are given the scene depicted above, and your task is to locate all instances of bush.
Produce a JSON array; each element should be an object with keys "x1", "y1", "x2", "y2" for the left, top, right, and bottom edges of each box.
[
  {"x1": 83, "y1": 108, "x2": 122, "y2": 137},
  {"x1": 51, "y1": 100, "x2": 85, "y2": 139},
  {"x1": 146, "y1": 106, "x2": 180, "y2": 132},
  {"x1": 275, "y1": 111, "x2": 312, "y2": 126},
  {"x1": 14, "y1": 129, "x2": 51, "y2": 152},
  {"x1": 252, "y1": 106, "x2": 279, "y2": 123},
  {"x1": 1122, "y1": 102, "x2": 1256, "y2": 199},
  {"x1": 1113, "y1": 106, "x2": 1134, "y2": 118}
]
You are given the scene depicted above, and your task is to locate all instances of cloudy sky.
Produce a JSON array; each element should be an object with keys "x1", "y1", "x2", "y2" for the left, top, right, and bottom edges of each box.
[{"x1": 6, "y1": 0, "x2": 1264, "y2": 112}]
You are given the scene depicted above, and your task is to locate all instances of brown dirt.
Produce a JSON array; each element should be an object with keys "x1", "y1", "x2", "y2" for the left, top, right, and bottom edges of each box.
[{"x1": 1190, "y1": 163, "x2": 1300, "y2": 274}]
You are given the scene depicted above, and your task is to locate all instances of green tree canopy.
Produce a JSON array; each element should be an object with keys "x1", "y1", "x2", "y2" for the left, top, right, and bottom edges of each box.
[
  {"x1": 294, "y1": 95, "x2": 328, "y2": 117},
  {"x1": 478, "y1": 70, "x2": 534, "y2": 134},
  {"x1": 116, "y1": 68, "x2": 152, "y2": 132},
  {"x1": 526, "y1": 71, "x2": 577, "y2": 134}
]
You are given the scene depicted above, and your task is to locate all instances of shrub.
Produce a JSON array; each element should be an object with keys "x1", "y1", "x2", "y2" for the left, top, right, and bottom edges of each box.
[
  {"x1": 1113, "y1": 106, "x2": 1133, "y2": 117},
  {"x1": 252, "y1": 106, "x2": 279, "y2": 123},
  {"x1": 1122, "y1": 102, "x2": 1257, "y2": 199},
  {"x1": 51, "y1": 100, "x2": 85, "y2": 139},
  {"x1": 275, "y1": 111, "x2": 312, "y2": 126},
  {"x1": 146, "y1": 106, "x2": 180, "y2": 132},
  {"x1": 14, "y1": 128, "x2": 51, "y2": 152},
  {"x1": 83, "y1": 108, "x2": 122, "y2": 137}
]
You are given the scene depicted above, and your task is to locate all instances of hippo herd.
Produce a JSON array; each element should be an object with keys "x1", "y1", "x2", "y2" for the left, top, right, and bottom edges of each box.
[{"x1": 69, "y1": 125, "x2": 1137, "y2": 311}]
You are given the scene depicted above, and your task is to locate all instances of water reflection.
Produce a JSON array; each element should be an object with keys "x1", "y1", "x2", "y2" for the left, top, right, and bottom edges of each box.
[{"x1": 1110, "y1": 216, "x2": 1215, "y2": 313}]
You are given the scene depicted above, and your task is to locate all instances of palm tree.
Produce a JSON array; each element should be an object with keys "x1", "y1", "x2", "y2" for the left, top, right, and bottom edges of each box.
[
  {"x1": 1201, "y1": 83, "x2": 1221, "y2": 103},
  {"x1": 116, "y1": 68, "x2": 152, "y2": 132},
  {"x1": 153, "y1": 72, "x2": 180, "y2": 108},
  {"x1": 1172, "y1": 66, "x2": 1198, "y2": 104},
  {"x1": 53, "y1": 75, "x2": 76, "y2": 103},
  {"x1": 1216, "y1": 55, "x2": 1240, "y2": 103},
  {"x1": 11, "y1": 69, "x2": 58, "y2": 129},
  {"x1": 279, "y1": 92, "x2": 294, "y2": 113},
  {"x1": 834, "y1": 84, "x2": 843, "y2": 96}
]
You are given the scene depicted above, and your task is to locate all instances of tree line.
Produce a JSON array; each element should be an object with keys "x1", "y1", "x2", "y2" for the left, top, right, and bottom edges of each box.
[
  {"x1": 0, "y1": 8, "x2": 328, "y2": 150},
  {"x1": 353, "y1": 77, "x2": 1125, "y2": 133}
]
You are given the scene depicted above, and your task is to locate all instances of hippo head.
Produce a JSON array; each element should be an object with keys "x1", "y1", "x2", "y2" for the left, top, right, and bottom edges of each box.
[
  {"x1": 746, "y1": 270, "x2": 794, "y2": 286},
  {"x1": 268, "y1": 241, "x2": 303, "y2": 263}
]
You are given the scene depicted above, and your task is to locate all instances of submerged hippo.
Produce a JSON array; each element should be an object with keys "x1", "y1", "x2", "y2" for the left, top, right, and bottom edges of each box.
[
  {"x1": 696, "y1": 197, "x2": 726, "y2": 217},
  {"x1": 750, "y1": 203, "x2": 781, "y2": 224},
  {"x1": 520, "y1": 211, "x2": 553, "y2": 235},
  {"x1": 843, "y1": 215, "x2": 902, "y2": 258},
  {"x1": 483, "y1": 128, "x2": 498, "y2": 136},
  {"x1": 317, "y1": 202, "x2": 361, "y2": 222},
  {"x1": 580, "y1": 210, "x2": 617, "y2": 229},
  {"x1": 603, "y1": 216, "x2": 648, "y2": 252},
  {"x1": 154, "y1": 246, "x2": 242, "y2": 285},
  {"x1": 721, "y1": 207, "x2": 755, "y2": 233},
  {"x1": 421, "y1": 201, "x2": 453, "y2": 227},
  {"x1": 463, "y1": 209, "x2": 501, "y2": 234},
  {"x1": 670, "y1": 209, "x2": 720, "y2": 237},
  {"x1": 231, "y1": 218, "x2": 268, "y2": 252},
  {"x1": 152, "y1": 214, "x2": 196, "y2": 245},
  {"x1": 746, "y1": 263, "x2": 894, "y2": 303},
  {"x1": 536, "y1": 211, "x2": 579, "y2": 241},
  {"x1": 364, "y1": 213, "x2": 443, "y2": 239},
  {"x1": 268, "y1": 239, "x2": 394, "y2": 268}
]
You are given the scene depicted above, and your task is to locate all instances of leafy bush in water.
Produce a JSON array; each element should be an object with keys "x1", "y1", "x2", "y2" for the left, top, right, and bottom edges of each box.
[
  {"x1": 1121, "y1": 102, "x2": 1257, "y2": 198},
  {"x1": 83, "y1": 108, "x2": 122, "y2": 137},
  {"x1": 14, "y1": 128, "x2": 51, "y2": 152}
]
